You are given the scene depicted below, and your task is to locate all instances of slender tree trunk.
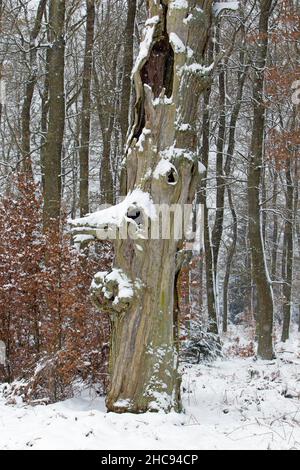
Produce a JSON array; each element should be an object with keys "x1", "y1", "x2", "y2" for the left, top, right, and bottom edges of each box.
[
  {"x1": 211, "y1": 25, "x2": 226, "y2": 283},
  {"x1": 43, "y1": 0, "x2": 65, "y2": 228},
  {"x1": 40, "y1": 37, "x2": 50, "y2": 193},
  {"x1": 79, "y1": 0, "x2": 95, "y2": 217},
  {"x1": 222, "y1": 47, "x2": 247, "y2": 333},
  {"x1": 294, "y1": 160, "x2": 300, "y2": 333},
  {"x1": 270, "y1": 171, "x2": 279, "y2": 279},
  {"x1": 120, "y1": 0, "x2": 136, "y2": 147},
  {"x1": 73, "y1": 0, "x2": 213, "y2": 413},
  {"x1": 247, "y1": 0, "x2": 275, "y2": 360},
  {"x1": 223, "y1": 187, "x2": 237, "y2": 333},
  {"x1": 99, "y1": 136, "x2": 114, "y2": 205},
  {"x1": 261, "y1": 166, "x2": 267, "y2": 242},
  {"x1": 199, "y1": 39, "x2": 219, "y2": 336},
  {"x1": 281, "y1": 161, "x2": 294, "y2": 342},
  {"x1": 204, "y1": 206, "x2": 219, "y2": 335},
  {"x1": 21, "y1": 0, "x2": 47, "y2": 178},
  {"x1": 0, "y1": 0, "x2": 3, "y2": 126},
  {"x1": 93, "y1": 66, "x2": 115, "y2": 205}
]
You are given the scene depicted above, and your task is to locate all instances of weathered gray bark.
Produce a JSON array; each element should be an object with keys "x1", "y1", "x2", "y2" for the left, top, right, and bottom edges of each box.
[
  {"x1": 73, "y1": 0, "x2": 213, "y2": 413},
  {"x1": 79, "y1": 0, "x2": 95, "y2": 217},
  {"x1": 247, "y1": 0, "x2": 275, "y2": 360},
  {"x1": 43, "y1": 0, "x2": 65, "y2": 228}
]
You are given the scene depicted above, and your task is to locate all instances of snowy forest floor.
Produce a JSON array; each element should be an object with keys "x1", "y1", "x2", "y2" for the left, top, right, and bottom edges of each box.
[{"x1": 0, "y1": 328, "x2": 299, "y2": 450}]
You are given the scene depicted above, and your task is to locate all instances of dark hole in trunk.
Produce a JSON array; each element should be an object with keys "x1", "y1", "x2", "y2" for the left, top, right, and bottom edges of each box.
[
  {"x1": 141, "y1": 37, "x2": 174, "y2": 99},
  {"x1": 133, "y1": 2, "x2": 174, "y2": 141},
  {"x1": 127, "y1": 208, "x2": 143, "y2": 225},
  {"x1": 132, "y1": 98, "x2": 145, "y2": 141},
  {"x1": 167, "y1": 168, "x2": 176, "y2": 184}
]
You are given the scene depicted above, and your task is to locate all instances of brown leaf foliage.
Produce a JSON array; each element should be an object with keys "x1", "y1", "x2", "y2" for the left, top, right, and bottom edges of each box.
[{"x1": 0, "y1": 174, "x2": 112, "y2": 403}]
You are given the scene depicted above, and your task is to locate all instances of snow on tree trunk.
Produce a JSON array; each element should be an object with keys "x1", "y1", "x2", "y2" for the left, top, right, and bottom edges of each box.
[{"x1": 72, "y1": 0, "x2": 213, "y2": 413}]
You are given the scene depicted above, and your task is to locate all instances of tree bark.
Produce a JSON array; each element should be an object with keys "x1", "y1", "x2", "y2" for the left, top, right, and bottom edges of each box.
[
  {"x1": 222, "y1": 47, "x2": 247, "y2": 333},
  {"x1": 73, "y1": 0, "x2": 213, "y2": 413},
  {"x1": 211, "y1": 24, "x2": 226, "y2": 284},
  {"x1": 199, "y1": 38, "x2": 219, "y2": 336},
  {"x1": 79, "y1": 0, "x2": 95, "y2": 217},
  {"x1": 43, "y1": 0, "x2": 65, "y2": 229},
  {"x1": 21, "y1": 0, "x2": 47, "y2": 178},
  {"x1": 0, "y1": 0, "x2": 3, "y2": 126},
  {"x1": 93, "y1": 64, "x2": 115, "y2": 205},
  {"x1": 281, "y1": 161, "x2": 294, "y2": 342},
  {"x1": 120, "y1": 0, "x2": 136, "y2": 147},
  {"x1": 247, "y1": 0, "x2": 275, "y2": 360},
  {"x1": 270, "y1": 171, "x2": 279, "y2": 280}
]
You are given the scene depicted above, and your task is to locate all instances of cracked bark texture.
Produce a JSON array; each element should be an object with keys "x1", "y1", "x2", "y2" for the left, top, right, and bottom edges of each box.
[{"x1": 77, "y1": 0, "x2": 213, "y2": 413}]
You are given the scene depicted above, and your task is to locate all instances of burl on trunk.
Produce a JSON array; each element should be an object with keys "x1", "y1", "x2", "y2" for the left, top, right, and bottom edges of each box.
[{"x1": 72, "y1": 0, "x2": 213, "y2": 413}]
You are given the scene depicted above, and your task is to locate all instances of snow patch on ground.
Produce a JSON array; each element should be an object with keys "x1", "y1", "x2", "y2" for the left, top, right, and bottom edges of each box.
[{"x1": 0, "y1": 330, "x2": 299, "y2": 450}]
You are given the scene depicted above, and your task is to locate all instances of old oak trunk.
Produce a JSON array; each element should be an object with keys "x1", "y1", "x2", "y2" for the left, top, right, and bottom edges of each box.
[{"x1": 72, "y1": 0, "x2": 213, "y2": 413}]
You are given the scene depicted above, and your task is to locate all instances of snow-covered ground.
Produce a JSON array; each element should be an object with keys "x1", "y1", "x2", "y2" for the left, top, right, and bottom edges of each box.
[{"x1": 0, "y1": 330, "x2": 299, "y2": 450}]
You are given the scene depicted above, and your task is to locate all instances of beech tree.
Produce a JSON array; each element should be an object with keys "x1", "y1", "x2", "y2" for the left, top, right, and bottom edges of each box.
[
  {"x1": 21, "y1": 0, "x2": 47, "y2": 177},
  {"x1": 247, "y1": 0, "x2": 275, "y2": 360},
  {"x1": 43, "y1": 0, "x2": 66, "y2": 228},
  {"x1": 120, "y1": 0, "x2": 137, "y2": 147},
  {"x1": 73, "y1": 0, "x2": 214, "y2": 413},
  {"x1": 79, "y1": 0, "x2": 95, "y2": 217}
]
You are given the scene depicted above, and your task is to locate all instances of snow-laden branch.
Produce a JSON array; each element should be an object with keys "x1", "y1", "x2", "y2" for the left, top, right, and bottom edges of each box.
[
  {"x1": 91, "y1": 268, "x2": 142, "y2": 314},
  {"x1": 213, "y1": 2, "x2": 239, "y2": 16},
  {"x1": 69, "y1": 189, "x2": 156, "y2": 244}
]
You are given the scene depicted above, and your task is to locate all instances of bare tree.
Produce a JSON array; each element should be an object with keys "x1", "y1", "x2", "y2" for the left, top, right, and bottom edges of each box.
[
  {"x1": 120, "y1": 0, "x2": 136, "y2": 147},
  {"x1": 21, "y1": 0, "x2": 47, "y2": 177},
  {"x1": 43, "y1": 0, "x2": 66, "y2": 228},
  {"x1": 247, "y1": 0, "x2": 275, "y2": 359},
  {"x1": 79, "y1": 0, "x2": 95, "y2": 216}
]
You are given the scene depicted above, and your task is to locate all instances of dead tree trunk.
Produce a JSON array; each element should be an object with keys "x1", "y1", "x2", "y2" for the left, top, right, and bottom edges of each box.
[
  {"x1": 247, "y1": 0, "x2": 275, "y2": 360},
  {"x1": 72, "y1": 0, "x2": 213, "y2": 413}
]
